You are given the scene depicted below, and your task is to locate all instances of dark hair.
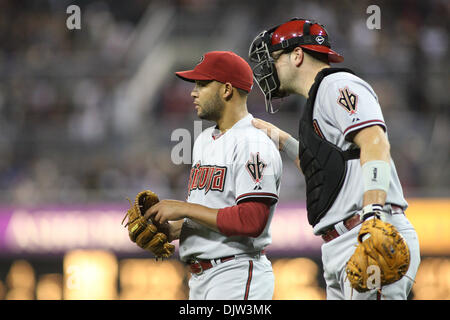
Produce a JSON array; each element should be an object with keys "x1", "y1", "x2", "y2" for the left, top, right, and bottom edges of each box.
[
  {"x1": 282, "y1": 46, "x2": 329, "y2": 64},
  {"x1": 236, "y1": 87, "x2": 249, "y2": 97},
  {"x1": 302, "y1": 48, "x2": 329, "y2": 64}
]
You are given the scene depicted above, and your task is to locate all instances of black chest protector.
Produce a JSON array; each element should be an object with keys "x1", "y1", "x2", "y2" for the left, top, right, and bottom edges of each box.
[{"x1": 299, "y1": 67, "x2": 360, "y2": 227}]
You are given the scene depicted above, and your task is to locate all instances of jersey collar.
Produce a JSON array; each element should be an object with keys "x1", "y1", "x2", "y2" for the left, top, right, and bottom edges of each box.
[{"x1": 211, "y1": 114, "x2": 254, "y2": 140}]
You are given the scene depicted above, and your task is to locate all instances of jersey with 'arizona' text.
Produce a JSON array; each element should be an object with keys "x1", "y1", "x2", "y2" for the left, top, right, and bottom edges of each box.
[{"x1": 179, "y1": 113, "x2": 282, "y2": 262}]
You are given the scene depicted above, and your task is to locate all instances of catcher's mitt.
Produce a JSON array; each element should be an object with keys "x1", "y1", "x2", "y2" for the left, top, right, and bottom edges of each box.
[
  {"x1": 346, "y1": 216, "x2": 410, "y2": 293},
  {"x1": 122, "y1": 190, "x2": 175, "y2": 259}
]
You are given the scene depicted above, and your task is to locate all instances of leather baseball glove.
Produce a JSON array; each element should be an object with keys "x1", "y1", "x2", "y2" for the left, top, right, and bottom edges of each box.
[
  {"x1": 346, "y1": 215, "x2": 410, "y2": 293},
  {"x1": 122, "y1": 190, "x2": 175, "y2": 259}
]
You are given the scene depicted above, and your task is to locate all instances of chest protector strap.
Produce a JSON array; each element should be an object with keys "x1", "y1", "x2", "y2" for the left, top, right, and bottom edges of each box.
[{"x1": 299, "y1": 68, "x2": 360, "y2": 226}]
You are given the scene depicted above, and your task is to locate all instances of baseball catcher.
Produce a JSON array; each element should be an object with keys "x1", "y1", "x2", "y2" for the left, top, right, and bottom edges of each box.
[
  {"x1": 122, "y1": 190, "x2": 175, "y2": 259},
  {"x1": 346, "y1": 204, "x2": 411, "y2": 293},
  {"x1": 248, "y1": 17, "x2": 420, "y2": 299}
]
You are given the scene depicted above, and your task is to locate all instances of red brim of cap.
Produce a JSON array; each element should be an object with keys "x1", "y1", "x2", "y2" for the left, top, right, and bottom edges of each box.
[
  {"x1": 302, "y1": 44, "x2": 344, "y2": 63},
  {"x1": 175, "y1": 70, "x2": 213, "y2": 82}
]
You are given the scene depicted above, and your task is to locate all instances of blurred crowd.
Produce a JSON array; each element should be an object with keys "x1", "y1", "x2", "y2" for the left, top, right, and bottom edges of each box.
[{"x1": 0, "y1": 0, "x2": 448, "y2": 206}]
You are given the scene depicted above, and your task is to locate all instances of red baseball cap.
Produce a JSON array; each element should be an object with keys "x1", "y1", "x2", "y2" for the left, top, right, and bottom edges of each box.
[{"x1": 175, "y1": 51, "x2": 254, "y2": 92}]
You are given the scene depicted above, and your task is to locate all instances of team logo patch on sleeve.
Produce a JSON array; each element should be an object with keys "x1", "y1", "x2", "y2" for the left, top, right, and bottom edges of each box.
[
  {"x1": 337, "y1": 87, "x2": 358, "y2": 114},
  {"x1": 245, "y1": 153, "x2": 267, "y2": 190}
]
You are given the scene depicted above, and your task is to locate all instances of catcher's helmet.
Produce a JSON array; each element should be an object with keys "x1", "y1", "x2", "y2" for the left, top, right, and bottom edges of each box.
[{"x1": 249, "y1": 18, "x2": 343, "y2": 113}]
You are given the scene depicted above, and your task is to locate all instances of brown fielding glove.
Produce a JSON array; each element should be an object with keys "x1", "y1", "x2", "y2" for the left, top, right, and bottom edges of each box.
[
  {"x1": 122, "y1": 190, "x2": 175, "y2": 259},
  {"x1": 346, "y1": 217, "x2": 410, "y2": 293}
]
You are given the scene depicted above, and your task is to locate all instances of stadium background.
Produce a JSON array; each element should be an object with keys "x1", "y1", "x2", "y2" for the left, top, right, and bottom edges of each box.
[{"x1": 0, "y1": 0, "x2": 448, "y2": 300}]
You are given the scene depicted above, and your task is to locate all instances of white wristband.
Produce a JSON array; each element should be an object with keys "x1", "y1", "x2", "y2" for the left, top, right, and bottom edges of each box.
[
  {"x1": 361, "y1": 160, "x2": 390, "y2": 193},
  {"x1": 282, "y1": 136, "x2": 299, "y2": 162}
]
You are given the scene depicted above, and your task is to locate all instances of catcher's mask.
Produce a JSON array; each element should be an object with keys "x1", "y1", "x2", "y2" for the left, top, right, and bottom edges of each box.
[{"x1": 248, "y1": 18, "x2": 344, "y2": 114}]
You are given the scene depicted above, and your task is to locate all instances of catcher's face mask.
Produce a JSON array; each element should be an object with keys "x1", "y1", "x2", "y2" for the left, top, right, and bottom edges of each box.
[
  {"x1": 248, "y1": 28, "x2": 284, "y2": 114},
  {"x1": 248, "y1": 18, "x2": 343, "y2": 114}
]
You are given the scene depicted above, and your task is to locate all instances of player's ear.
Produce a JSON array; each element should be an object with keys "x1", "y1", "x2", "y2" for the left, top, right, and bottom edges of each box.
[
  {"x1": 222, "y1": 82, "x2": 234, "y2": 101},
  {"x1": 292, "y1": 47, "x2": 304, "y2": 67}
]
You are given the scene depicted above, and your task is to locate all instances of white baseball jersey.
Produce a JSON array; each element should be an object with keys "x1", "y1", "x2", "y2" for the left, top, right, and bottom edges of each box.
[
  {"x1": 179, "y1": 113, "x2": 282, "y2": 262},
  {"x1": 311, "y1": 71, "x2": 408, "y2": 234}
]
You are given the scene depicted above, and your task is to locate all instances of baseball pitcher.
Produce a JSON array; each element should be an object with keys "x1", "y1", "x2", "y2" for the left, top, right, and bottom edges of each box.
[{"x1": 124, "y1": 51, "x2": 282, "y2": 300}]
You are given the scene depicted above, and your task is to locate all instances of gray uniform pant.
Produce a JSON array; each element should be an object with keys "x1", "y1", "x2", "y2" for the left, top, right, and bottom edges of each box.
[
  {"x1": 321, "y1": 213, "x2": 421, "y2": 300},
  {"x1": 188, "y1": 253, "x2": 274, "y2": 300}
]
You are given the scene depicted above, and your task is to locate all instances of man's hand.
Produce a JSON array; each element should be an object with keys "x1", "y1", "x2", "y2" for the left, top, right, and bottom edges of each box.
[
  {"x1": 145, "y1": 200, "x2": 220, "y2": 233},
  {"x1": 144, "y1": 200, "x2": 190, "y2": 225},
  {"x1": 252, "y1": 118, "x2": 291, "y2": 151},
  {"x1": 252, "y1": 118, "x2": 301, "y2": 172}
]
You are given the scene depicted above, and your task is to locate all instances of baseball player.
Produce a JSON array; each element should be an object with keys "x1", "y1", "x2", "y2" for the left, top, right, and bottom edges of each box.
[
  {"x1": 248, "y1": 18, "x2": 421, "y2": 299},
  {"x1": 144, "y1": 51, "x2": 282, "y2": 300}
]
